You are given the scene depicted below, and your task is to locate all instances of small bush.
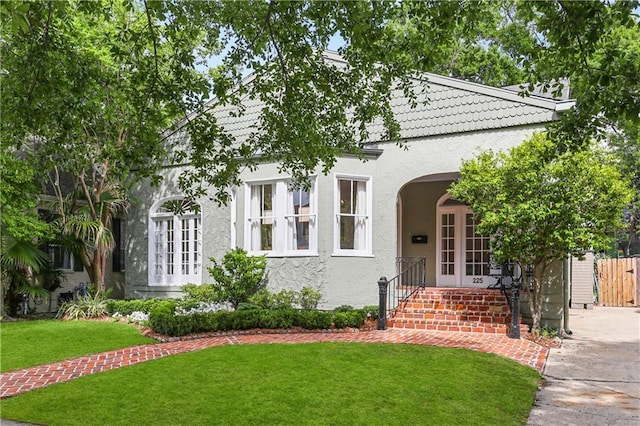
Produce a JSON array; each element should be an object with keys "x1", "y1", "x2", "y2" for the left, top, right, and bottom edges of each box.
[
  {"x1": 57, "y1": 292, "x2": 109, "y2": 320},
  {"x1": 247, "y1": 289, "x2": 274, "y2": 309},
  {"x1": 297, "y1": 286, "x2": 322, "y2": 310},
  {"x1": 296, "y1": 310, "x2": 333, "y2": 330},
  {"x1": 272, "y1": 289, "x2": 297, "y2": 309},
  {"x1": 333, "y1": 310, "x2": 367, "y2": 329},
  {"x1": 181, "y1": 283, "x2": 222, "y2": 303},
  {"x1": 332, "y1": 305, "x2": 354, "y2": 313},
  {"x1": 106, "y1": 298, "x2": 165, "y2": 316},
  {"x1": 258, "y1": 309, "x2": 297, "y2": 329},
  {"x1": 149, "y1": 300, "x2": 191, "y2": 336},
  {"x1": 362, "y1": 305, "x2": 379, "y2": 320},
  {"x1": 208, "y1": 248, "x2": 267, "y2": 309},
  {"x1": 231, "y1": 309, "x2": 262, "y2": 330},
  {"x1": 236, "y1": 302, "x2": 262, "y2": 311}
]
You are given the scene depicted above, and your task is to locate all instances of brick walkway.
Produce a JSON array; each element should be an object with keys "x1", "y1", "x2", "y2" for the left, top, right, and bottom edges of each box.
[{"x1": 0, "y1": 329, "x2": 548, "y2": 399}]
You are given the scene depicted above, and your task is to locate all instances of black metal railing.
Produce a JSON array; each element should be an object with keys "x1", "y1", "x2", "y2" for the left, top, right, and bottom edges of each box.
[{"x1": 377, "y1": 257, "x2": 426, "y2": 330}]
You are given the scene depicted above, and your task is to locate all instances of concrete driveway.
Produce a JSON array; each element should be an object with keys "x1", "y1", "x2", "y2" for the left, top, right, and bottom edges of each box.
[{"x1": 527, "y1": 307, "x2": 640, "y2": 425}]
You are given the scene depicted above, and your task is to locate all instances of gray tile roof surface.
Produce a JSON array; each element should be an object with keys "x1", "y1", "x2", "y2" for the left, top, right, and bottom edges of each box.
[{"x1": 191, "y1": 52, "x2": 573, "y2": 144}]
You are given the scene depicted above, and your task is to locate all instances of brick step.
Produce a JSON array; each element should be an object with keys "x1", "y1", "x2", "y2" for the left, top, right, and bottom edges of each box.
[
  {"x1": 397, "y1": 303, "x2": 510, "y2": 315},
  {"x1": 391, "y1": 310, "x2": 512, "y2": 323},
  {"x1": 389, "y1": 318, "x2": 530, "y2": 334}
]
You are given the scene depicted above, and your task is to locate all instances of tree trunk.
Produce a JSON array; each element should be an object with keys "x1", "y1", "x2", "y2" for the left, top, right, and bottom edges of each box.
[
  {"x1": 528, "y1": 260, "x2": 549, "y2": 332},
  {"x1": 90, "y1": 249, "x2": 107, "y2": 292}
]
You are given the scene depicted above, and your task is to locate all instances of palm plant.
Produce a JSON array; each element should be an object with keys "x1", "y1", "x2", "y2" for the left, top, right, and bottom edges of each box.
[
  {"x1": 53, "y1": 181, "x2": 128, "y2": 292},
  {"x1": 1, "y1": 234, "x2": 49, "y2": 317}
]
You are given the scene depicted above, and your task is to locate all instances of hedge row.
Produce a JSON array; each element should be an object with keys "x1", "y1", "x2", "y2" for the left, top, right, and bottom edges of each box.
[
  {"x1": 149, "y1": 300, "x2": 373, "y2": 337},
  {"x1": 106, "y1": 298, "x2": 170, "y2": 316}
]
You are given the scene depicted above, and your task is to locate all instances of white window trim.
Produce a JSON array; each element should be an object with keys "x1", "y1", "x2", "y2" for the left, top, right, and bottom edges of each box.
[
  {"x1": 148, "y1": 197, "x2": 203, "y2": 287},
  {"x1": 230, "y1": 186, "x2": 237, "y2": 249},
  {"x1": 243, "y1": 177, "x2": 318, "y2": 257},
  {"x1": 333, "y1": 174, "x2": 373, "y2": 257}
]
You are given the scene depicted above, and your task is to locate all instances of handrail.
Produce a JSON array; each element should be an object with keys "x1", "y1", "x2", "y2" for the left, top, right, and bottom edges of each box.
[{"x1": 386, "y1": 257, "x2": 426, "y2": 316}]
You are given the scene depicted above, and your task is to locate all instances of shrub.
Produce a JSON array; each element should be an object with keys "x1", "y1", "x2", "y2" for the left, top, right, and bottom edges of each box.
[
  {"x1": 149, "y1": 300, "x2": 191, "y2": 336},
  {"x1": 258, "y1": 309, "x2": 297, "y2": 329},
  {"x1": 249, "y1": 287, "x2": 323, "y2": 310},
  {"x1": 57, "y1": 291, "x2": 109, "y2": 320},
  {"x1": 180, "y1": 283, "x2": 222, "y2": 303},
  {"x1": 247, "y1": 289, "x2": 274, "y2": 309},
  {"x1": 332, "y1": 305, "x2": 354, "y2": 313},
  {"x1": 297, "y1": 286, "x2": 322, "y2": 310},
  {"x1": 296, "y1": 310, "x2": 333, "y2": 330},
  {"x1": 272, "y1": 289, "x2": 297, "y2": 309},
  {"x1": 362, "y1": 305, "x2": 379, "y2": 320},
  {"x1": 106, "y1": 298, "x2": 166, "y2": 316},
  {"x1": 333, "y1": 310, "x2": 367, "y2": 329},
  {"x1": 231, "y1": 309, "x2": 262, "y2": 330},
  {"x1": 208, "y1": 248, "x2": 267, "y2": 309}
]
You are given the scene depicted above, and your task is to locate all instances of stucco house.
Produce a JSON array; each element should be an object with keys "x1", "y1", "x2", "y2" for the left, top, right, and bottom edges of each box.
[{"x1": 123, "y1": 52, "x2": 579, "y2": 330}]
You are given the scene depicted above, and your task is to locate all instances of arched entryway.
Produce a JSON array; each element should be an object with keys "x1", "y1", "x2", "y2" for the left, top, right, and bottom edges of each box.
[{"x1": 397, "y1": 174, "x2": 498, "y2": 288}]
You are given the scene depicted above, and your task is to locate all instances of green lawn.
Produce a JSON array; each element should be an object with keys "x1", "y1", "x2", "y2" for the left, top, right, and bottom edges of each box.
[
  {"x1": 0, "y1": 320, "x2": 156, "y2": 372},
  {"x1": 1, "y1": 342, "x2": 540, "y2": 426}
]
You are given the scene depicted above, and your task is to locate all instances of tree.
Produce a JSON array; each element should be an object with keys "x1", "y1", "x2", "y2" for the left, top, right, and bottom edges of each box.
[
  {"x1": 0, "y1": 147, "x2": 53, "y2": 316},
  {"x1": 2, "y1": 0, "x2": 637, "y2": 291},
  {"x1": 1, "y1": 1, "x2": 190, "y2": 290},
  {"x1": 449, "y1": 133, "x2": 633, "y2": 331}
]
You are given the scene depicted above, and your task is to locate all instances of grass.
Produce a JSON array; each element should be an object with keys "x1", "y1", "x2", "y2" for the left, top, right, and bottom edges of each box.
[
  {"x1": 1, "y1": 343, "x2": 540, "y2": 425},
  {"x1": 0, "y1": 320, "x2": 156, "y2": 372}
]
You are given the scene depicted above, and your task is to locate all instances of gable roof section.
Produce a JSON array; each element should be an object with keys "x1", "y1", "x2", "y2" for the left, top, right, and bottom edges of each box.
[{"x1": 206, "y1": 51, "x2": 575, "y2": 144}]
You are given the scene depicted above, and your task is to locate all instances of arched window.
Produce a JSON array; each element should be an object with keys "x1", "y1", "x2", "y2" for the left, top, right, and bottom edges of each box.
[{"x1": 149, "y1": 198, "x2": 202, "y2": 286}]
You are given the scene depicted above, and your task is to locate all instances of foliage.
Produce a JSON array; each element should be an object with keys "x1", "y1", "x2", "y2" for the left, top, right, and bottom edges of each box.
[
  {"x1": 0, "y1": 320, "x2": 155, "y2": 373},
  {"x1": 332, "y1": 305, "x2": 355, "y2": 313},
  {"x1": 296, "y1": 286, "x2": 323, "y2": 310},
  {"x1": 1, "y1": 0, "x2": 178, "y2": 291},
  {"x1": 508, "y1": 1, "x2": 640, "y2": 147},
  {"x1": 247, "y1": 286, "x2": 322, "y2": 310},
  {"x1": 533, "y1": 326, "x2": 558, "y2": 339},
  {"x1": 146, "y1": 302, "x2": 369, "y2": 337},
  {"x1": 362, "y1": 305, "x2": 380, "y2": 319},
  {"x1": 207, "y1": 248, "x2": 267, "y2": 309},
  {"x1": 57, "y1": 291, "x2": 110, "y2": 320},
  {"x1": 449, "y1": 132, "x2": 634, "y2": 330},
  {"x1": 0, "y1": 344, "x2": 540, "y2": 425},
  {"x1": 0, "y1": 149, "x2": 52, "y2": 243},
  {"x1": 180, "y1": 283, "x2": 221, "y2": 303},
  {"x1": 2, "y1": 1, "x2": 637, "y2": 206},
  {"x1": 333, "y1": 310, "x2": 368, "y2": 329},
  {"x1": 106, "y1": 298, "x2": 166, "y2": 316},
  {"x1": 295, "y1": 310, "x2": 333, "y2": 330},
  {"x1": 148, "y1": 300, "x2": 191, "y2": 336},
  {"x1": 1, "y1": 235, "x2": 50, "y2": 316}
]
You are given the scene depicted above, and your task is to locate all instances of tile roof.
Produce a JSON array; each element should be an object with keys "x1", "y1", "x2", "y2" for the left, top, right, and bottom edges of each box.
[{"x1": 198, "y1": 51, "x2": 574, "y2": 144}]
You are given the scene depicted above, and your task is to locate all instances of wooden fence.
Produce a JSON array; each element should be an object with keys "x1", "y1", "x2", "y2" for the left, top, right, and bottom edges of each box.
[{"x1": 597, "y1": 258, "x2": 639, "y2": 307}]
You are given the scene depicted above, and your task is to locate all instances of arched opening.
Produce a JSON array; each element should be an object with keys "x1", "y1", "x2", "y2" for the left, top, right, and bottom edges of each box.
[{"x1": 148, "y1": 197, "x2": 202, "y2": 286}]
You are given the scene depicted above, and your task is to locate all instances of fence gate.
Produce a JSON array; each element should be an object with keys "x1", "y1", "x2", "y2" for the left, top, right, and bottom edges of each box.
[{"x1": 597, "y1": 258, "x2": 639, "y2": 307}]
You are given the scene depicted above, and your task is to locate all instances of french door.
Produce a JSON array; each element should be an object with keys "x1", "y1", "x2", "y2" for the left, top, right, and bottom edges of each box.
[{"x1": 436, "y1": 205, "x2": 496, "y2": 287}]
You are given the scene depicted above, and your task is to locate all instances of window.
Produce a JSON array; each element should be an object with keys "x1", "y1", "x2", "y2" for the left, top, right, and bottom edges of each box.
[
  {"x1": 245, "y1": 178, "x2": 317, "y2": 256},
  {"x1": 112, "y1": 218, "x2": 125, "y2": 272},
  {"x1": 38, "y1": 209, "x2": 82, "y2": 271},
  {"x1": 48, "y1": 244, "x2": 72, "y2": 270},
  {"x1": 334, "y1": 175, "x2": 372, "y2": 256},
  {"x1": 149, "y1": 198, "x2": 202, "y2": 286}
]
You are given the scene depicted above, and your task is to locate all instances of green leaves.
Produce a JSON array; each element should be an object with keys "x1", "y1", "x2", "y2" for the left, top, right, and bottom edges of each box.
[{"x1": 449, "y1": 132, "x2": 634, "y2": 265}]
